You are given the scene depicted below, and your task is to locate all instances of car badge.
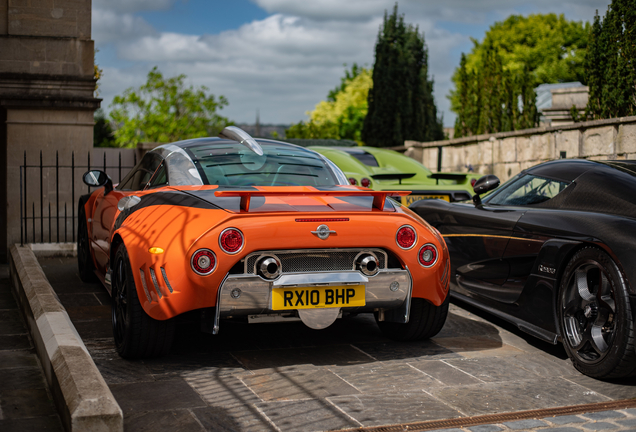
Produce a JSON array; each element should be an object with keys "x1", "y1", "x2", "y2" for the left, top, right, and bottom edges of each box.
[{"x1": 312, "y1": 224, "x2": 336, "y2": 240}]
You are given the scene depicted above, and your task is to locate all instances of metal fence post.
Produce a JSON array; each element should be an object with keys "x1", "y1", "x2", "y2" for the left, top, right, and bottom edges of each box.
[
  {"x1": 56, "y1": 151, "x2": 59, "y2": 242},
  {"x1": 23, "y1": 151, "x2": 27, "y2": 243},
  {"x1": 40, "y1": 151, "x2": 43, "y2": 243},
  {"x1": 20, "y1": 166, "x2": 23, "y2": 246}
]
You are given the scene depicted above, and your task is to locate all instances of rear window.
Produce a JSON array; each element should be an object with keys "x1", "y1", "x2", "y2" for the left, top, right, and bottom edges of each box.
[
  {"x1": 350, "y1": 151, "x2": 379, "y2": 167},
  {"x1": 187, "y1": 142, "x2": 343, "y2": 187}
]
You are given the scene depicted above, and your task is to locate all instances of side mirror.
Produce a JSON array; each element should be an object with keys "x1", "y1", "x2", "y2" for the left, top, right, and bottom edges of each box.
[
  {"x1": 472, "y1": 174, "x2": 500, "y2": 206},
  {"x1": 83, "y1": 170, "x2": 113, "y2": 195}
]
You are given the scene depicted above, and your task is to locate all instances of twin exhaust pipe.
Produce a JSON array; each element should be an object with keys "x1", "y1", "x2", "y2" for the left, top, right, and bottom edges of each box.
[{"x1": 256, "y1": 252, "x2": 379, "y2": 280}]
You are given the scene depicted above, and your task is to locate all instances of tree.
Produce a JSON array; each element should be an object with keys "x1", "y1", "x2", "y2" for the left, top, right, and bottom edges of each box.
[
  {"x1": 109, "y1": 67, "x2": 231, "y2": 147},
  {"x1": 450, "y1": 14, "x2": 579, "y2": 137},
  {"x1": 586, "y1": 0, "x2": 636, "y2": 119},
  {"x1": 449, "y1": 14, "x2": 589, "y2": 137},
  {"x1": 285, "y1": 64, "x2": 372, "y2": 142},
  {"x1": 362, "y1": 4, "x2": 443, "y2": 147},
  {"x1": 94, "y1": 109, "x2": 116, "y2": 147}
]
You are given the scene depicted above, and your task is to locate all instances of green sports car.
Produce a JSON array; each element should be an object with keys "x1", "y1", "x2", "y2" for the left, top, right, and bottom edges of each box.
[{"x1": 310, "y1": 146, "x2": 480, "y2": 205}]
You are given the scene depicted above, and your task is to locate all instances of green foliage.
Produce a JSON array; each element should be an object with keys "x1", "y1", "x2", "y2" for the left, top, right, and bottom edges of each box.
[
  {"x1": 586, "y1": 0, "x2": 636, "y2": 119},
  {"x1": 362, "y1": 4, "x2": 444, "y2": 147},
  {"x1": 327, "y1": 63, "x2": 364, "y2": 102},
  {"x1": 450, "y1": 13, "x2": 588, "y2": 137},
  {"x1": 285, "y1": 65, "x2": 371, "y2": 142},
  {"x1": 450, "y1": 16, "x2": 584, "y2": 137},
  {"x1": 94, "y1": 109, "x2": 116, "y2": 147},
  {"x1": 109, "y1": 67, "x2": 231, "y2": 147}
]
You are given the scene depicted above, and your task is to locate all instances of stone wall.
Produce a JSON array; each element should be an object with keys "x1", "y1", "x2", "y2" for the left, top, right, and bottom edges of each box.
[
  {"x1": 0, "y1": 0, "x2": 99, "y2": 261},
  {"x1": 405, "y1": 116, "x2": 636, "y2": 183}
]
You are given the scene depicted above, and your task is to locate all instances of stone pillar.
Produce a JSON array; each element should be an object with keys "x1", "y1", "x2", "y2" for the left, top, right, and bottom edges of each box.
[{"x1": 0, "y1": 0, "x2": 99, "y2": 262}]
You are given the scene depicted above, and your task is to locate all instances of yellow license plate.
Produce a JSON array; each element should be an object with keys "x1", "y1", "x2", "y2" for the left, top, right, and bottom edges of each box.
[
  {"x1": 402, "y1": 194, "x2": 450, "y2": 205},
  {"x1": 272, "y1": 285, "x2": 365, "y2": 310}
]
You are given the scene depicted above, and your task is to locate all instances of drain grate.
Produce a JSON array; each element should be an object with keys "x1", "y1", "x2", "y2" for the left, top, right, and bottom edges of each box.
[{"x1": 340, "y1": 398, "x2": 636, "y2": 432}]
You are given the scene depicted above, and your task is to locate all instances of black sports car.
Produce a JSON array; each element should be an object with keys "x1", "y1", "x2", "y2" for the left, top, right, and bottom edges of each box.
[{"x1": 410, "y1": 159, "x2": 636, "y2": 379}]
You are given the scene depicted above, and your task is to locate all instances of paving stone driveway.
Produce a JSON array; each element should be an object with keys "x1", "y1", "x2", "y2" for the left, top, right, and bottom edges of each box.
[{"x1": 39, "y1": 257, "x2": 636, "y2": 432}]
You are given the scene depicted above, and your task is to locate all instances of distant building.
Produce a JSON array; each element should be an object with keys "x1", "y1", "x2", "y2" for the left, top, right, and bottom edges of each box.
[
  {"x1": 536, "y1": 82, "x2": 588, "y2": 127},
  {"x1": 237, "y1": 123, "x2": 289, "y2": 139}
]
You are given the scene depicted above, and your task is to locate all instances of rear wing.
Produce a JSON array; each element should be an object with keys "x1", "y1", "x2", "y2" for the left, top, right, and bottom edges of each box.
[{"x1": 214, "y1": 190, "x2": 410, "y2": 212}]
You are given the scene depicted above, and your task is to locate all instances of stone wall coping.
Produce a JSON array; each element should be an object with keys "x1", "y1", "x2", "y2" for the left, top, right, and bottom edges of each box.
[
  {"x1": 406, "y1": 115, "x2": 636, "y2": 148},
  {"x1": 551, "y1": 86, "x2": 589, "y2": 94},
  {"x1": 9, "y1": 244, "x2": 123, "y2": 432}
]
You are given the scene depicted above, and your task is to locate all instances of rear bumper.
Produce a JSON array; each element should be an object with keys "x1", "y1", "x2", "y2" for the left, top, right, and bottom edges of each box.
[{"x1": 212, "y1": 269, "x2": 412, "y2": 333}]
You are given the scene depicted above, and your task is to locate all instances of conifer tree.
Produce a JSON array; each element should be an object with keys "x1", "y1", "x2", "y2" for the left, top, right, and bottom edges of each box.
[
  {"x1": 362, "y1": 4, "x2": 443, "y2": 147},
  {"x1": 585, "y1": 11, "x2": 604, "y2": 118},
  {"x1": 453, "y1": 54, "x2": 471, "y2": 138},
  {"x1": 586, "y1": 0, "x2": 636, "y2": 119}
]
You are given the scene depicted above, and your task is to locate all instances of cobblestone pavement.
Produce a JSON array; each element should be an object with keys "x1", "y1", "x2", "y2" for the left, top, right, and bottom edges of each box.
[
  {"x1": 0, "y1": 264, "x2": 64, "y2": 431},
  {"x1": 431, "y1": 409, "x2": 636, "y2": 432},
  {"x1": 35, "y1": 257, "x2": 636, "y2": 431}
]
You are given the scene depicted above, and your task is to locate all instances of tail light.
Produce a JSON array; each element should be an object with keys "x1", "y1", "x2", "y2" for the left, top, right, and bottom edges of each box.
[
  {"x1": 361, "y1": 177, "x2": 371, "y2": 188},
  {"x1": 396, "y1": 225, "x2": 417, "y2": 250},
  {"x1": 191, "y1": 249, "x2": 217, "y2": 275},
  {"x1": 348, "y1": 177, "x2": 358, "y2": 185},
  {"x1": 418, "y1": 244, "x2": 438, "y2": 267},
  {"x1": 470, "y1": 178, "x2": 477, "y2": 187},
  {"x1": 219, "y1": 228, "x2": 244, "y2": 254}
]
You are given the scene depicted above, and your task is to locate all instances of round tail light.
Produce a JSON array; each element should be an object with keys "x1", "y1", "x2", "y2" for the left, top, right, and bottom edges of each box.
[
  {"x1": 219, "y1": 228, "x2": 244, "y2": 254},
  {"x1": 191, "y1": 249, "x2": 216, "y2": 275},
  {"x1": 348, "y1": 177, "x2": 358, "y2": 185},
  {"x1": 418, "y1": 244, "x2": 438, "y2": 267},
  {"x1": 361, "y1": 177, "x2": 371, "y2": 188},
  {"x1": 396, "y1": 225, "x2": 417, "y2": 249}
]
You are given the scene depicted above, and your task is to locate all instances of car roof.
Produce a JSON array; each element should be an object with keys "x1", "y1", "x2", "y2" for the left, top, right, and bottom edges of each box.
[
  {"x1": 524, "y1": 159, "x2": 601, "y2": 183},
  {"x1": 162, "y1": 136, "x2": 309, "y2": 151},
  {"x1": 525, "y1": 159, "x2": 636, "y2": 183}
]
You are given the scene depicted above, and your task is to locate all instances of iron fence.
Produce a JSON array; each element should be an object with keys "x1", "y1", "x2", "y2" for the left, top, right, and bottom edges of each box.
[{"x1": 20, "y1": 150, "x2": 136, "y2": 245}]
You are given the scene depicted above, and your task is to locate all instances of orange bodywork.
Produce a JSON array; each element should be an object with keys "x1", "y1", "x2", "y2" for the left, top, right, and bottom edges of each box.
[{"x1": 84, "y1": 185, "x2": 449, "y2": 321}]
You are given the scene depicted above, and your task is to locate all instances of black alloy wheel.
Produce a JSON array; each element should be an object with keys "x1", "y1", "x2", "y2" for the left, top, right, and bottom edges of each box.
[
  {"x1": 111, "y1": 243, "x2": 175, "y2": 359},
  {"x1": 558, "y1": 247, "x2": 636, "y2": 379},
  {"x1": 77, "y1": 206, "x2": 97, "y2": 282},
  {"x1": 111, "y1": 253, "x2": 128, "y2": 349}
]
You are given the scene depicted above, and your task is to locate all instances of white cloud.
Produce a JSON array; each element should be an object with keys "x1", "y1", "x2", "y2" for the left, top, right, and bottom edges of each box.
[
  {"x1": 253, "y1": 0, "x2": 606, "y2": 23},
  {"x1": 92, "y1": 8, "x2": 157, "y2": 44},
  {"x1": 95, "y1": 0, "x2": 612, "y2": 126},
  {"x1": 93, "y1": 0, "x2": 178, "y2": 14}
]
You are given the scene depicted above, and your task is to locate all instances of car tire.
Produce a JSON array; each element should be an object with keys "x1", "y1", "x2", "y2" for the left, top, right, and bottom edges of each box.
[
  {"x1": 77, "y1": 205, "x2": 97, "y2": 283},
  {"x1": 111, "y1": 243, "x2": 175, "y2": 359},
  {"x1": 375, "y1": 295, "x2": 449, "y2": 341},
  {"x1": 558, "y1": 247, "x2": 636, "y2": 379}
]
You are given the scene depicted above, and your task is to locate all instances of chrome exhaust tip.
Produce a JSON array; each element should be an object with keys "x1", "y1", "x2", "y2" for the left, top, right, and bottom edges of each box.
[
  {"x1": 356, "y1": 253, "x2": 378, "y2": 276},
  {"x1": 258, "y1": 256, "x2": 281, "y2": 279}
]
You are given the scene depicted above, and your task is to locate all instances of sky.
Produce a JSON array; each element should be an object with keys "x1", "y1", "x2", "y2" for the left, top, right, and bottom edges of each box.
[{"x1": 92, "y1": 0, "x2": 612, "y2": 128}]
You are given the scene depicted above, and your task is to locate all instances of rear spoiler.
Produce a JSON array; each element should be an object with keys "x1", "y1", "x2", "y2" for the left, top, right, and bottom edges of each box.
[
  {"x1": 429, "y1": 172, "x2": 468, "y2": 185},
  {"x1": 214, "y1": 190, "x2": 410, "y2": 212}
]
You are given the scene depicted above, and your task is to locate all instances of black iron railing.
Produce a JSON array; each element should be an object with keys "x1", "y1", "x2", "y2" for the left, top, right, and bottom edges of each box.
[{"x1": 20, "y1": 150, "x2": 136, "y2": 245}]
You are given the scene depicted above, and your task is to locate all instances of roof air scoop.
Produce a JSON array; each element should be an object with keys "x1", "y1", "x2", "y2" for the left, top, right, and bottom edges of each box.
[{"x1": 219, "y1": 126, "x2": 264, "y2": 156}]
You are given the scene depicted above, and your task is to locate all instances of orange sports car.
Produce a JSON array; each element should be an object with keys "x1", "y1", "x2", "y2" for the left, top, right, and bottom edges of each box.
[{"x1": 78, "y1": 127, "x2": 450, "y2": 358}]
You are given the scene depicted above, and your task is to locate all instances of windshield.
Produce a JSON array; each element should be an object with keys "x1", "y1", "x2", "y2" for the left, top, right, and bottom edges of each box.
[
  {"x1": 186, "y1": 142, "x2": 347, "y2": 187},
  {"x1": 485, "y1": 173, "x2": 570, "y2": 206}
]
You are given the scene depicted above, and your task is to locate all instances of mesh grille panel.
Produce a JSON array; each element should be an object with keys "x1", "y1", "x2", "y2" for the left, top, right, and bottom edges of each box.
[{"x1": 245, "y1": 249, "x2": 387, "y2": 274}]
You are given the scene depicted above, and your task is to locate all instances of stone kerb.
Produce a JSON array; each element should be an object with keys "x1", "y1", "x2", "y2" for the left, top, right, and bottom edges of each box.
[{"x1": 9, "y1": 244, "x2": 123, "y2": 432}]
